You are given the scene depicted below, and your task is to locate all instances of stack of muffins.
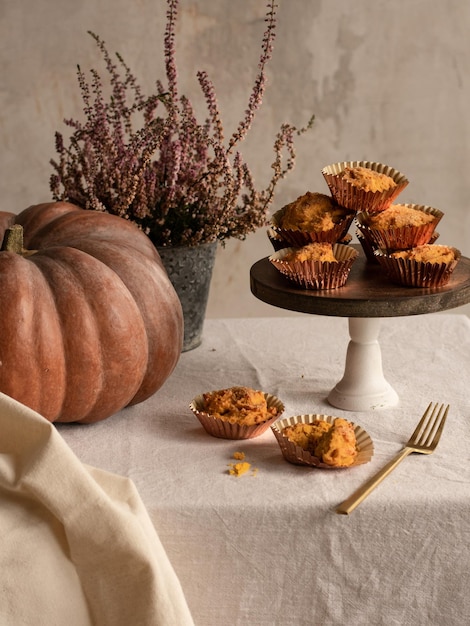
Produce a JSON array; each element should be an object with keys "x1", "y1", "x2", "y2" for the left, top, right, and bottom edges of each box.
[
  {"x1": 268, "y1": 190, "x2": 358, "y2": 289},
  {"x1": 268, "y1": 160, "x2": 461, "y2": 289}
]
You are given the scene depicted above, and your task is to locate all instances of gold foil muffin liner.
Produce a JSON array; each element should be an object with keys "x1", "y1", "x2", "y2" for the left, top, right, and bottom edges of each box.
[
  {"x1": 374, "y1": 246, "x2": 461, "y2": 287},
  {"x1": 338, "y1": 233, "x2": 353, "y2": 245},
  {"x1": 271, "y1": 414, "x2": 374, "y2": 469},
  {"x1": 269, "y1": 243, "x2": 358, "y2": 290},
  {"x1": 356, "y1": 229, "x2": 379, "y2": 263},
  {"x1": 267, "y1": 227, "x2": 352, "y2": 252},
  {"x1": 357, "y1": 229, "x2": 439, "y2": 263},
  {"x1": 322, "y1": 160, "x2": 408, "y2": 213},
  {"x1": 269, "y1": 209, "x2": 355, "y2": 247},
  {"x1": 190, "y1": 392, "x2": 284, "y2": 440},
  {"x1": 355, "y1": 205, "x2": 443, "y2": 251},
  {"x1": 267, "y1": 227, "x2": 290, "y2": 251}
]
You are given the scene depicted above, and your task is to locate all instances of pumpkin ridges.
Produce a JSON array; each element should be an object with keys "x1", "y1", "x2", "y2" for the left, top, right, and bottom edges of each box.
[
  {"x1": 70, "y1": 239, "x2": 184, "y2": 404},
  {"x1": 33, "y1": 247, "x2": 149, "y2": 423},
  {"x1": 0, "y1": 253, "x2": 67, "y2": 421},
  {"x1": 19, "y1": 204, "x2": 159, "y2": 263},
  {"x1": 30, "y1": 251, "x2": 106, "y2": 422},
  {"x1": 129, "y1": 260, "x2": 183, "y2": 404},
  {"x1": 13, "y1": 202, "x2": 80, "y2": 244},
  {"x1": 0, "y1": 201, "x2": 182, "y2": 423}
]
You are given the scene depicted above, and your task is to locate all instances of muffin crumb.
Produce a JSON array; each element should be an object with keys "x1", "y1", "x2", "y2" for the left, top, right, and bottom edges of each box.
[
  {"x1": 228, "y1": 461, "x2": 251, "y2": 476},
  {"x1": 228, "y1": 452, "x2": 258, "y2": 476}
]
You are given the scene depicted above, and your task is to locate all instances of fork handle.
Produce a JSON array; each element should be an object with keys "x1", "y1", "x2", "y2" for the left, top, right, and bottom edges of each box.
[{"x1": 336, "y1": 447, "x2": 412, "y2": 515}]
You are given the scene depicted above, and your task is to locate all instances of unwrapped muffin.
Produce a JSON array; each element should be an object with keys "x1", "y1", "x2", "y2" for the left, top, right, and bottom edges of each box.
[
  {"x1": 313, "y1": 418, "x2": 358, "y2": 467},
  {"x1": 375, "y1": 244, "x2": 461, "y2": 287},
  {"x1": 356, "y1": 203, "x2": 443, "y2": 252},
  {"x1": 190, "y1": 386, "x2": 284, "y2": 439},
  {"x1": 269, "y1": 242, "x2": 358, "y2": 290},
  {"x1": 282, "y1": 420, "x2": 332, "y2": 454},
  {"x1": 270, "y1": 191, "x2": 355, "y2": 247},
  {"x1": 282, "y1": 418, "x2": 357, "y2": 467},
  {"x1": 322, "y1": 160, "x2": 408, "y2": 213},
  {"x1": 271, "y1": 414, "x2": 374, "y2": 469}
]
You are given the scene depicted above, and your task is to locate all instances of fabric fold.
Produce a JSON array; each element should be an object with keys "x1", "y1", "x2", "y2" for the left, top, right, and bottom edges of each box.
[{"x1": 0, "y1": 392, "x2": 194, "y2": 626}]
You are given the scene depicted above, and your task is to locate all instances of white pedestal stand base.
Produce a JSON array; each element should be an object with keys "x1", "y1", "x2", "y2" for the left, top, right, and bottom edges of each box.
[{"x1": 328, "y1": 317, "x2": 399, "y2": 412}]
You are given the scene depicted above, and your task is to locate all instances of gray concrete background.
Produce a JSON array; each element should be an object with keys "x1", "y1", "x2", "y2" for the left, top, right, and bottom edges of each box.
[{"x1": 1, "y1": 0, "x2": 469, "y2": 317}]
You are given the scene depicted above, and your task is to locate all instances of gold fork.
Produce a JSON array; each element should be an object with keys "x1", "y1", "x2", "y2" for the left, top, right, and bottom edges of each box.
[{"x1": 336, "y1": 402, "x2": 449, "y2": 515}]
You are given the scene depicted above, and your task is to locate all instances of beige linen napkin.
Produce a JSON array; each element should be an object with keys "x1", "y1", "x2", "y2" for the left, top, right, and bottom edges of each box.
[{"x1": 0, "y1": 392, "x2": 194, "y2": 626}]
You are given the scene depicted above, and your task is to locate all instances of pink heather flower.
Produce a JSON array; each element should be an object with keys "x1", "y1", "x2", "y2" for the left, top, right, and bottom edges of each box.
[{"x1": 50, "y1": 0, "x2": 313, "y2": 247}]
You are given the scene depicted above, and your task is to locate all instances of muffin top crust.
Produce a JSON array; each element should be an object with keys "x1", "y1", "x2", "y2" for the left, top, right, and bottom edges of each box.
[{"x1": 340, "y1": 165, "x2": 397, "y2": 193}]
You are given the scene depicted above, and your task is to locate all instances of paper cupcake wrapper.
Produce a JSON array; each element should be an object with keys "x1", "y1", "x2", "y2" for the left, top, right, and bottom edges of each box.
[
  {"x1": 322, "y1": 160, "x2": 408, "y2": 213},
  {"x1": 374, "y1": 246, "x2": 461, "y2": 287},
  {"x1": 271, "y1": 414, "x2": 374, "y2": 469},
  {"x1": 269, "y1": 243, "x2": 358, "y2": 290},
  {"x1": 269, "y1": 209, "x2": 355, "y2": 247},
  {"x1": 190, "y1": 392, "x2": 284, "y2": 440},
  {"x1": 356, "y1": 205, "x2": 443, "y2": 251}
]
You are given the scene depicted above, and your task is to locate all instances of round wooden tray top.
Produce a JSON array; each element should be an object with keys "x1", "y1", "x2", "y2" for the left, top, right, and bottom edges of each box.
[{"x1": 250, "y1": 245, "x2": 470, "y2": 318}]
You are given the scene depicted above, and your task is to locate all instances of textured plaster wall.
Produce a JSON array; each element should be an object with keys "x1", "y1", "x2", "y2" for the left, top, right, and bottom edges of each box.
[{"x1": 1, "y1": 0, "x2": 469, "y2": 317}]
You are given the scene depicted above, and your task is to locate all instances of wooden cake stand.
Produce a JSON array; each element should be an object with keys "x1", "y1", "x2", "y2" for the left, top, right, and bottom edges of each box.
[{"x1": 250, "y1": 245, "x2": 470, "y2": 411}]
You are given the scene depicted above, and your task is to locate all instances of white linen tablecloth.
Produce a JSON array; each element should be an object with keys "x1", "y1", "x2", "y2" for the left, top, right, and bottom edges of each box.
[
  {"x1": 0, "y1": 392, "x2": 194, "y2": 626},
  {"x1": 53, "y1": 314, "x2": 470, "y2": 624}
]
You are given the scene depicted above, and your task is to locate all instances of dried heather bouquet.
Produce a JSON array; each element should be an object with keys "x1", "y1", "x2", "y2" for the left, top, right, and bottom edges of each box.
[{"x1": 50, "y1": 0, "x2": 313, "y2": 247}]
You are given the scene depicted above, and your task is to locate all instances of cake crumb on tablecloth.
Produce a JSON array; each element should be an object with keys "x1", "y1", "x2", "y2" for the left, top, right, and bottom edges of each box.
[{"x1": 227, "y1": 451, "x2": 258, "y2": 477}]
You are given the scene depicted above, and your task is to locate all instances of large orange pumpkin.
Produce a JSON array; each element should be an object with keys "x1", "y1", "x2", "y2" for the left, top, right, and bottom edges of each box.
[{"x1": 0, "y1": 202, "x2": 183, "y2": 423}]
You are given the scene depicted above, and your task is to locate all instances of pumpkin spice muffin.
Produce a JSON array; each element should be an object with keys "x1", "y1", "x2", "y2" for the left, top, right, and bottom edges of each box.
[
  {"x1": 322, "y1": 160, "x2": 409, "y2": 213},
  {"x1": 356, "y1": 203, "x2": 443, "y2": 252},
  {"x1": 190, "y1": 386, "x2": 284, "y2": 440},
  {"x1": 375, "y1": 244, "x2": 461, "y2": 287},
  {"x1": 270, "y1": 191, "x2": 355, "y2": 246},
  {"x1": 276, "y1": 192, "x2": 347, "y2": 231},
  {"x1": 202, "y1": 386, "x2": 278, "y2": 426},
  {"x1": 271, "y1": 414, "x2": 373, "y2": 469},
  {"x1": 283, "y1": 418, "x2": 357, "y2": 467},
  {"x1": 269, "y1": 242, "x2": 358, "y2": 290}
]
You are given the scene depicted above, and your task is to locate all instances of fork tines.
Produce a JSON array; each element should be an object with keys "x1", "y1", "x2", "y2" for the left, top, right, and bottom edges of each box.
[{"x1": 411, "y1": 402, "x2": 449, "y2": 448}]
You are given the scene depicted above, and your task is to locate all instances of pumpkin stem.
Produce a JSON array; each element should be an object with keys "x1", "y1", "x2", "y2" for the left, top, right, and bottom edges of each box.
[
  {"x1": 0, "y1": 224, "x2": 37, "y2": 257},
  {"x1": 1, "y1": 224, "x2": 24, "y2": 252}
]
